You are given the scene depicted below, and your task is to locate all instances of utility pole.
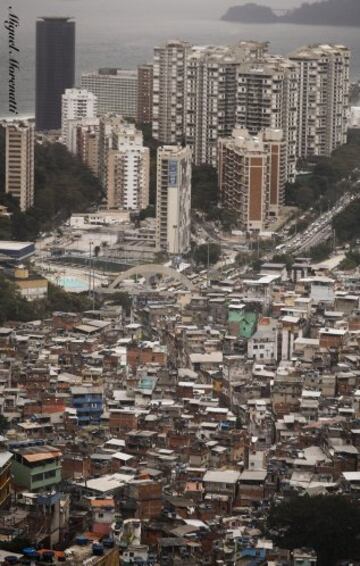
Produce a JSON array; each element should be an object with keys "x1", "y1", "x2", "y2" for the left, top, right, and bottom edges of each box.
[
  {"x1": 88, "y1": 240, "x2": 93, "y2": 300},
  {"x1": 207, "y1": 240, "x2": 210, "y2": 288}
]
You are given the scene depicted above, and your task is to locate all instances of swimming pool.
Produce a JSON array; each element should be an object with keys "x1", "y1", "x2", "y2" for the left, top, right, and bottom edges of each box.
[{"x1": 57, "y1": 275, "x2": 89, "y2": 293}]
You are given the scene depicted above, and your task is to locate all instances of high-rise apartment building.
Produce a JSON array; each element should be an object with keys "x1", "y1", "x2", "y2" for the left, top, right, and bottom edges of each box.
[
  {"x1": 36, "y1": 17, "x2": 75, "y2": 131},
  {"x1": 61, "y1": 89, "x2": 97, "y2": 148},
  {"x1": 236, "y1": 57, "x2": 299, "y2": 181},
  {"x1": 99, "y1": 115, "x2": 149, "y2": 211},
  {"x1": 186, "y1": 46, "x2": 238, "y2": 167},
  {"x1": 81, "y1": 69, "x2": 138, "y2": 119},
  {"x1": 107, "y1": 146, "x2": 150, "y2": 211},
  {"x1": 73, "y1": 118, "x2": 100, "y2": 177},
  {"x1": 186, "y1": 42, "x2": 268, "y2": 167},
  {"x1": 152, "y1": 39, "x2": 350, "y2": 179},
  {"x1": 218, "y1": 128, "x2": 286, "y2": 232},
  {"x1": 137, "y1": 65, "x2": 153, "y2": 125},
  {"x1": 289, "y1": 43, "x2": 350, "y2": 158},
  {"x1": 153, "y1": 41, "x2": 191, "y2": 143},
  {"x1": 156, "y1": 145, "x2": 192, "y2": 254},
  {"x1": 5, "y1": 121, "x2": 35, "y2": 212}
]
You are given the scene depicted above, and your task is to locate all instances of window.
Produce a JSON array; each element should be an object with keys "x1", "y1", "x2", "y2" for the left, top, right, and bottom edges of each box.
[
  {"x1": 44, "y1": 470, "x2": 56, "y2": 479},
  {"x1": 32, "y1": 472, "x2": 44, "y2": 483}
]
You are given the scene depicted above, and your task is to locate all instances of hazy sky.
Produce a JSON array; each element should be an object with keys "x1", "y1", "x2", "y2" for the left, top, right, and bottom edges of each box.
[{"x1": 3, "y1": 0, "x2": 304, "y2": 21}]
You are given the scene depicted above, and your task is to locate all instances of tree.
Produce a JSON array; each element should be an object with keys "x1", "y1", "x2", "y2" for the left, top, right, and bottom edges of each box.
[
  {"x1": 339, "y1": 249, "x2": 360, "y2": 270},
  {"x1": 191, "y1": 165, "x2": 218, "y2": 212},
  {"x1": 0, "y1": 217, "x2": 12, "y2": 239},
  {"x1": 139, "y1": 205, "x2": 155, "y2": 221},
  {"x1": 194, "y1": 243, "x2": 221, "y2": 266},
  {"x1": 206, "y1": 207, "x2": 238, "y2": 231},
  {"x1": 108, "y1": 292, "x2": 132, "y2": 315},
  {"x1": 272, "y1": 254, "x2": 294, "y2": 270},
  {"x1": 333, "y1": 201, "x2": 360, "y2": 243},
  {"x1": 267, "y1": 495, "x2": 360, "y2": 566},
  {"x1": 309, "y1": 242, "x2": 332, "y2": 262},
  {"x1": 235, "y1": 252, "x2": 249, "y2": 267},
  {"x1": 46, "y1": 283, "x2": 93, "y2": 313},
  {"x1": 0, "y1": 129, "x2": 103, "y2": 241},
  {"x1": 0, "y1": 274, "x2": 38, "y2": 324},
  {"x1": 220, "y1": 209, "x2": 238, "y2": 232}
]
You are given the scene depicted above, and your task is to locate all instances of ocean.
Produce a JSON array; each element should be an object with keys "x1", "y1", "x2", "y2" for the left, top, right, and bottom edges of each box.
[{"x1": 1, "y1": 0, "x2": 360, "y2": 117}]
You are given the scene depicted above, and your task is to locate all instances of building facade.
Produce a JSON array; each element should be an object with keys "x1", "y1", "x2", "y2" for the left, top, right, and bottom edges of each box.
[
  {"x1": 35, "y1": 17, "x2": 75, "y2": 131},
  {"x1": 156, "y1": 145, "x2": 192, "y2": 254},
  {"x1": 152, "y1": 41, "x2": 191, "y2": 143},
  {"x1": 81, "y1": 69, "x2": 138, "y2": 119},
  {"x1": 71, "y1": 387, "x2": 103, "y2": 426},
  {"x1": 186, "y1": 42, "x2": 269, "y2": 167},
  {"x1": 137, "y1": 64, "x2": 153, "y2": 125},
  {"x1": 75, "y1": 119, "x2": 100, "y2": 177},
  {"x1": 0, "y1": 452, "x2": 12, "y2": 509},
  {"x1": 12, "y1": 446, "x2": 62, "y2": 491},
  {"x1": 5, "y1": 121, "x2": 35, "y2": 211},
  {"x1": 289, "y1": 43, "x2": 350, "y2": 158},
  {"x1": 61, "y1": 89, "x2": 97, "y2": 149},
  {"x1": 186, "y1": 46, "x2": 238, "y2": 167},
  {"x1": 218, "y1": 128, "x2": 286, "y2": 232},
  {"x1": 99, "y1": 115, "x2": 149, "y2": 210},
  {"x1": 236, "y1": 57, "x2": 299, "y2": 181}
]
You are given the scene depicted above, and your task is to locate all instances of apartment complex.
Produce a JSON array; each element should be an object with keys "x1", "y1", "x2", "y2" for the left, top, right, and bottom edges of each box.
[
  {"x1": 5, "y1": 121, "x2": 35, "y2": 212},
  {"x1": 153, "y1": 40, "x2": 191, "y2": 143},
  {"x1": 156, "y1": 145, "x2": 192, "y2": 254},
  {"x1": 236, "y1": 56, "x2": 299, "y2": 180},
  {"x1": 35, "y1": 17, "x2": 75, "y2": 131},
  {"x1": 186, "y1": 42, "x2": 269, "y2": 167},
  {"x1": 99, "y1": 115, "x2": 149, "y2": 211},
  {"x1": 152, "y1": 41, "x2": 350, "y2": 179},
  {"x1": 289, "y1": 43, "x2": 350, "y2": 157},
  {"x1": 81, "y1": 68, "x2": 138, "y2": 119},
  {"x1": 218, "y1": 128, "x2": 286, "y2": 232},
  {"x1": 137, "y1": 64, "x2": 154, "y2": 124},
  {"x1": 61, "y1": 89, "x2": 97, "y2": 148}
]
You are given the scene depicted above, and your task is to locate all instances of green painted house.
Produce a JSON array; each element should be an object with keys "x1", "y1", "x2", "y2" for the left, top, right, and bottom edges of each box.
[{"x1": 11, "y1": 445, "x2": 62, "y2": 491}]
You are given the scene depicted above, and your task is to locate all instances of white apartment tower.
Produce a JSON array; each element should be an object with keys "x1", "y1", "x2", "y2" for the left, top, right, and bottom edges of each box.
[
  {"x1": 99, "y1": 115, "x2": 149, "y2": 211},
  {"x1": 5, "y1": 121, "x2": 35, "y2": 212},
  {"x1": 186, "y1": 42, "x2": 269, "y2": 167},
  {"x1": 153, "y1": 40, "x2": 191, "y2": 144},
  {"x1": 156, "y1": 145, "x2": 192, "y2": 254},
  {"x1": 236, "y1": 57, "x2": 299, "y2": 181},
  {"x1": 61, "y1": 89, "x2": 97, "y2": 148},
  {"x1": 289, "y1": 43, "x2": 350, "y2": 158},
  {"x1": 81, "y1": 68, "x2": 138, "y2": 119},
  {"x1": 218, "y1": 128, "x2": 287, "y2": 232}
]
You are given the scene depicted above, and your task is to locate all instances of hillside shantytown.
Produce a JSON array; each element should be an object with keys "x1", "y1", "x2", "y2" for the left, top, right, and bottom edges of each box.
[{"x1": 1, "y1": 10, "x2": 360, "y2": 566}]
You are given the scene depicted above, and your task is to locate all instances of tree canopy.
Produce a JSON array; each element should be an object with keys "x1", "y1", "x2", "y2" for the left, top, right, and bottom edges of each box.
[
  {"x1": 194, "y1": 243, "x2": 221, "y2": 266},
  {"x1": 333, "y1": 200, "x2": 360, "y2": 243},
  {"x1": 0, "y1": 274, "x2": 93, "y2": 324},
  {"x1": 191, "y1": 165, "x2": 218, "y2": 212},
  {"x1": 268, "y1": 495, "x2": 360, "y2": 566},
  {"x1": 286, "y1": 130, "x2": 360, "y2": 213},
  {"x1": 0, "y1": 128, "x2": 103, "y2": 241}
]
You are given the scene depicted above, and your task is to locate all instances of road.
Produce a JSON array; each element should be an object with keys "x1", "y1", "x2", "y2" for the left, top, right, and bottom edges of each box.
[{"x1": 280, "y1": 192, "x2": 358, "y2": 255}]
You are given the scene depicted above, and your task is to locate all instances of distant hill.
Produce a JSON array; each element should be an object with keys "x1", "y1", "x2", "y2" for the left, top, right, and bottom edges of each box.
[{"x1": 222, "y1": 0, "x2": 360, "y2": 26}]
